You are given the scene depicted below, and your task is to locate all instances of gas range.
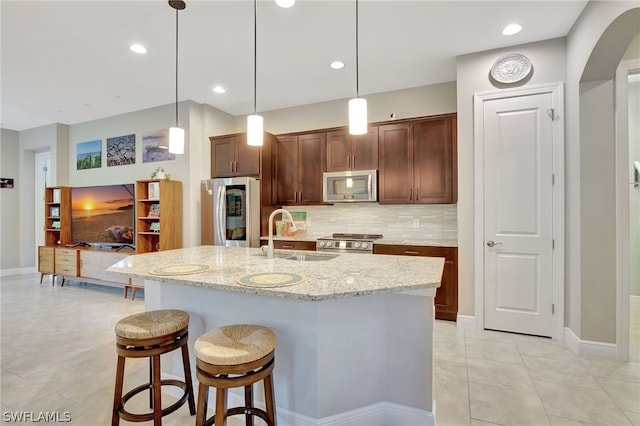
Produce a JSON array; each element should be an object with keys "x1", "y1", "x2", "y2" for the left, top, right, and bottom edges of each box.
[{"x1": 316, "y1": 233, "x2": 383, "y2": 254}]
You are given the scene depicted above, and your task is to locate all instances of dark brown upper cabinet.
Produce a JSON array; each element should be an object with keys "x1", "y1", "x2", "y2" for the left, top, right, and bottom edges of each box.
[
  {"x1": 378, "y1": 114, "x2": 456, "y2": 204},
  {"x1": 273, "y1": 132, "x2": 326, "y2": 206},
  {"x1": 325, "y1": 127, "x2": 378, "y2": 172},
  {"x1": 210, "y1": 134, "x2": 261, "y2": 178}
]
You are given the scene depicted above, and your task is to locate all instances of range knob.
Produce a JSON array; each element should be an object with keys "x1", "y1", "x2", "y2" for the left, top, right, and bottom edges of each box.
[
  {"x1": 354, "y1": 242, "x2": 361, "y2": 248},
  {"x1": 318, "y1": 241, "x2": 325, "y2": 247},
  {"x1": 361, "y1": 242, "x2": 369, "y2": 249}
]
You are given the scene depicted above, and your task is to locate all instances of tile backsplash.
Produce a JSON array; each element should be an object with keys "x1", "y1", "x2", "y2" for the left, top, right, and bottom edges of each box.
[{"x1": 283, "y1": 203, "x2": 457, "y2": 241}]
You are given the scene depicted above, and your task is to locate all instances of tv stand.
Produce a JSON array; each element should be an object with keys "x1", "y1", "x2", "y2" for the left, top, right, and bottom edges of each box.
[
  {"x1": 65, "y1": 242, "x2": 90, "y2": 248},
  {"x1": 38, "y1": 246, "x2": 142, "y2": 297}
]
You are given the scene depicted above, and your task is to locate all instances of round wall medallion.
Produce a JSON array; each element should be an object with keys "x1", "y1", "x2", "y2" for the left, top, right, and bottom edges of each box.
[{"x1": 490, "y1": 53, "x2": 532, "y2": 83}]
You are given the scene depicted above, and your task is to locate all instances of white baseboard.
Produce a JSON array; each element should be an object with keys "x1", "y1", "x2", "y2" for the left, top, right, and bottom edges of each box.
[
  {"x1": 162, "y1": 373, "x2": 434, "y2": 426},
  {"x1": 564, "y1": 327, "x2": 617, "y2": 360},
  {"x1": 0, "y1": 267, "x2": 36, "y2": 277},
  {"x1": 456, "y1": 314, "x2": 476, "y2": 330}
]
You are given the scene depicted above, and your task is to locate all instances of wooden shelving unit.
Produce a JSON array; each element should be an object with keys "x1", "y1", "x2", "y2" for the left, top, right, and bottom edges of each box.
[
  {"x1": 135, "y1": 179, "x2": 182, "y2": 253},
  {"x1": 44, "y1": 186, "x2": 71, "y2": 246}
]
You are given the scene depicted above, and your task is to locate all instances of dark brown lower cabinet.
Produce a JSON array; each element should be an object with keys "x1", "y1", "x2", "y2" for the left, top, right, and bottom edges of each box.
[
  {"x1": 272, "y1": 240, "x2": 316, "y2": 251},
  {"x1": 373, "y1": 244, "x2": 458, "y2": 321}
]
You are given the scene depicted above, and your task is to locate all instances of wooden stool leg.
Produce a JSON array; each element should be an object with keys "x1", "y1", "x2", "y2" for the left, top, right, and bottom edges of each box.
[
  {"x1": 148, "y1": 358, "x2": 154, "y2": 409},
  {"x1": 40, "y1": 273, "x2": 44, "y2": 284},
  {"x1": 244, "y1": 385, "x2": 254, "y2": 426},
  {"x1": 264, "y1": 373, "x2": 277, "y2": 426},
  {"x1": 123, "y1": 286, "x2": 129, "y2": 299},
  {"x1": 195, "y1": 382, "x2": 209, "y2": 426},
  {"x1": 152, "y1": 355, "x2": 162, "y2": 426},
  {"x1": 111, "y1": 355, "x2": 126, "y2": 426},
  {"x1": 131, "y1": 287, "x2": 138, "y2": 301},
  {"x1": 180, "y1": 343, "x2": 196, "y2": 414},
  {"x1": 214, "y1": 387, "x2": 228, "y2": 426}
]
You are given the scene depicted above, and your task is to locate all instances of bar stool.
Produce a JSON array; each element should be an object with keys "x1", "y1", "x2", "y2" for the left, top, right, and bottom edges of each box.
[
  {"x1": 112, "y1": 309, "x2": 196, "y2": 426},
  {"x1": 194, "y1": 324, "x2": 277, "y2": 426}
]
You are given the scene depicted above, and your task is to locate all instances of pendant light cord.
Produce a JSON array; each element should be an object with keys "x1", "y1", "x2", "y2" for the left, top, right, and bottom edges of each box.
[
  {"x1": 355, "y1": 0, "x2": 359, "y2": 98},
  {"x1": 175, "y1": 7, "x2": 179, "y2": 126},
  {"x1": 253, "y1": 0, "x2": 257, "y2": 115}
]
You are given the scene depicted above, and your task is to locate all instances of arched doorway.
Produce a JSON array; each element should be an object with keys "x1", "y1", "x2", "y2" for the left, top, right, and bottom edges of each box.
[{"x1": 579, "y1": 9, "x2": 639, "y2": 361}]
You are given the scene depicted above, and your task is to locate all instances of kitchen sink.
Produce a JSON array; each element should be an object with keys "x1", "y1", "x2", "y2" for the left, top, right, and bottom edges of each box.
[
  {"x1": 258, "y1": 251, "x2": 338, "y2": 261},
  {"x1": 280, "y1": 253, "x2": 337, "y2": 261}
]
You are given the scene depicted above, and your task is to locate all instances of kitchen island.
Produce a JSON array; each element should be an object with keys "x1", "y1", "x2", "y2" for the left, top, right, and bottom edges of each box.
[{"x1": 108, "y1": 245, "x2": 444, "y2": 426}]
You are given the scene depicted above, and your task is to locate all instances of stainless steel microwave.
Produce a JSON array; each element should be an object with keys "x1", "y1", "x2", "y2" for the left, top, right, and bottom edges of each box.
[{"x1": 323, "y1": 170, "x2": 377, "y2": 203}]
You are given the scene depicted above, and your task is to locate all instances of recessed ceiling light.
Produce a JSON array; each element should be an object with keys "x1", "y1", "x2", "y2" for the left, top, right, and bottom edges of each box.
[
  {"x1": 213, "y1": 86, "x2": 226, "y2": 94},
  {"x1": 129, "y1": 43, "x2": 148, "y2": 54},
  {"x1": 502, "y1": 24, "x2": 522, "y2": 36},
  {"x1": 330, "y1": 61, "x2": 345, "y2": 70},
  {"x1": 275, "y1": 0, "x2": 295, "y2": 8}
]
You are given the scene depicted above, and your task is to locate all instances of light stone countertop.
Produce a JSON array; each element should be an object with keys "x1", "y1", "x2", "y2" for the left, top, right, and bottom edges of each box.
[
  {"x1": 107, "y1": 245, "x2": 444, "y2": 301},
  {"x1": 374, "y1": 238, "x2": 458, "y2": 248},
  {"x1": 260, "y1": 235, "x2": 458, "y2": 247}
]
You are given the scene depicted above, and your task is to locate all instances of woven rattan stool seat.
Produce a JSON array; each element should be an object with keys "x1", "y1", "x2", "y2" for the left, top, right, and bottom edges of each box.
[
  {"x1": 194, "y1": 324, "x2": 278, "y2": 426},
  {"x1": 115, "y1": 309, "x2": 189, "y2": 340},
  {"x1": 195, "y1": 324, "x2": 276, "y2": 366},
  {"x1": 112, "y1": 309, "x2": 195, "y2": 426}
]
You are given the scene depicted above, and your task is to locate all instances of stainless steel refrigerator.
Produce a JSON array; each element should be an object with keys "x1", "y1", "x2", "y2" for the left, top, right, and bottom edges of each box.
[{"x1": 200, "y1": 177, "x2": 261, "y2": 248}]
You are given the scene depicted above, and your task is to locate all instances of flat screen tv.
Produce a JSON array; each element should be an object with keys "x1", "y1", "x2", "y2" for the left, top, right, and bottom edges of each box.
[{"x1": 71, "y1": 183, "x2": 135, "y2": 248}]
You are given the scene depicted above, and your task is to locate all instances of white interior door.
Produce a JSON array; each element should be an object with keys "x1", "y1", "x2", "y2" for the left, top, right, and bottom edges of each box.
[
  {"x1": 482, "y1": 93, "x2": 555, "y2": 337},
  {"x1": 34, "y1": 151, "x2": 51, "y2": 249}
]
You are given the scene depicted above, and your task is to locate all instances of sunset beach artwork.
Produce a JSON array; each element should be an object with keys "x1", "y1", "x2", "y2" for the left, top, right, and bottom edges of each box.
[{"x1": 71, "y1": 184, "x2": 135, "y2": 244}]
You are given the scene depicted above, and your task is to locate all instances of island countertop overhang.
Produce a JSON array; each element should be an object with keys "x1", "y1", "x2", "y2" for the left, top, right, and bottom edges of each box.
[{"x1": 107, "y1": 245, "x2": 444, "y2": 301}]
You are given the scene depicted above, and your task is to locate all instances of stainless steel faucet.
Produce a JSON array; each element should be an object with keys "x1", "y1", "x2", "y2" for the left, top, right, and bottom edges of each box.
[{"x1": 265, "y1": 209, "x2": 297, "y2": 259}]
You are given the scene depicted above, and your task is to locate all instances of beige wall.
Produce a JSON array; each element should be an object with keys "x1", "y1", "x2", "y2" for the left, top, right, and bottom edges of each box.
[
  {"x1": 566, "y1": 2, "x2": 639, "y2": 342},
  {"x1": 579, "y1": 79, "x2": 617, "y2": 342},
  {"x1": 0, "y1": 129, "x2": 20, "y2": 271},
  {"x1": 456, "y1": 37, "x2": 567, "y2": 317},
  {"x1": 258, "y1": 82, "x2": 456, "y2": 135}
]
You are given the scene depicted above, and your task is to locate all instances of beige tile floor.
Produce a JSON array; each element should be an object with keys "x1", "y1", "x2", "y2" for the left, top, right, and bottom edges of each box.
[{"x1": 1, "y1": 273, "x2": 639, "y2": 425}]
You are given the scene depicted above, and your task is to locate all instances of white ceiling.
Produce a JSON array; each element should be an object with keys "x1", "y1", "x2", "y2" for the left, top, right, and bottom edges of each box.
[{"x1": 1, "y1": 0, "x2": 588, "y2": 132}]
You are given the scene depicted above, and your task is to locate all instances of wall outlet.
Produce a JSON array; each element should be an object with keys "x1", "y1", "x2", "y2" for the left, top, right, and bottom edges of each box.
[{"x1": 412, "y1": 219, "x2": 420, "y2": 228}]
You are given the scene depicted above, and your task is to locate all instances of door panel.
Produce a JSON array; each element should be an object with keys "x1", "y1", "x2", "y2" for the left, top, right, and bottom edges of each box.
[
  {"x1": 495, "y1": 253, "x2": 539, "y2": 311},
  {"x1": 234, "y1": 134, "x2": 260, "y2": 176},
  {"x1": 352, "y1": 127, "x2": 378, "y2": 170},
  {"x1": 484, "y1": 93, "x2": 554, "y2": 337},
  {"x1": 326, "y1": 130, "x2": 351, "y2": 171},
  {"x1": 273, "y1": 136, "x2": 297, "y2": 205},
  {"x1": 414, "y1": 118, "x2": 454, "y2": 203},
  {"x1": 378, "y1": 123, "x2": 413, "y2": 204},
  {"x1": 298, "y1": 133, "x2": 325, "y2": 204}
]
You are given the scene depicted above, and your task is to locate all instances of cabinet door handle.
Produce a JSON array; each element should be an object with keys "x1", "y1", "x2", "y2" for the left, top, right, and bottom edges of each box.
[
  {"x1": 415, "y1": 189, "x2": 419, "y2": 201},
  {"x1": 404, "y1": 250, "x2": 421, "y2": 255},
  {"x1": 409, "y1": 188, "x2": 412, "y2": 201},
  {"x1": 235, "y1": 161, "x2": 238, "y2": 172},
  {"x1": 229, "y1": 161, "x2": 233, "y2": 173},
  {"x1": 298, "y1": 191, "x2": 302, "y2": 203},
  {"x1": 352, "y1": 156, "x2": 355, "y2": 168},
  {"x1": 281, "y1": 244, "x2": 294, "y2": 249},
  {"x1": 347, "y1": 155, "x2": 350, "y2": 168}
]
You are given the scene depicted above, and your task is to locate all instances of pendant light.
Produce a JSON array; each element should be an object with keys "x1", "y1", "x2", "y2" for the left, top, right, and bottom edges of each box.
[
  {"x1": 348, "y1": 0, "x2": 367, "y2": 135},
  {"x1": 168, "y1": 0, "x2": 185, "y2": 154},
  {"x1": 247, "y1": 0, "x2": 263, "y2": 146}
]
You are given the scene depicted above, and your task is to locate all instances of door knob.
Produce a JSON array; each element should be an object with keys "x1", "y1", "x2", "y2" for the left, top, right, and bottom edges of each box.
[{"x1": 486, "y1": 240, "x2": 502, "y2": 247}]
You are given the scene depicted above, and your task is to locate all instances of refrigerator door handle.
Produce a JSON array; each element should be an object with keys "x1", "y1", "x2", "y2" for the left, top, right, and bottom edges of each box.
[{"x1": 216, "y1": 184, "x2": 226, "y2": 245}]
